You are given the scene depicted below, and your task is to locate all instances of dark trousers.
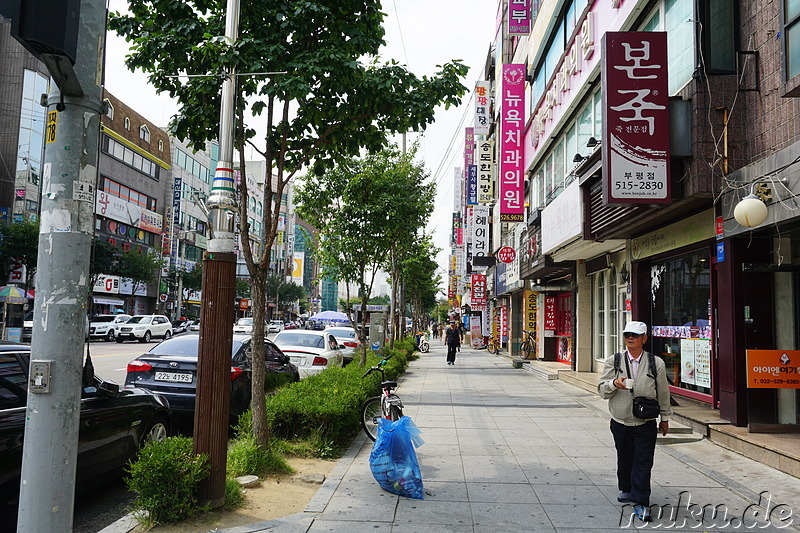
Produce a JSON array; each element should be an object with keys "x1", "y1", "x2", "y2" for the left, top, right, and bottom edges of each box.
[
  {"x1": 610, "y1": 419, "x2": 657, "y2": 506},
  {"x1": 446, "y1": 344, "x2": 457, "y2": 363}
]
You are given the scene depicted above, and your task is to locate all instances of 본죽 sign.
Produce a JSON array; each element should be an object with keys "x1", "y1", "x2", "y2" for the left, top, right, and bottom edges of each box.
[{"x1": 602, "y1": 32, "x2": 671, "y2": 204}]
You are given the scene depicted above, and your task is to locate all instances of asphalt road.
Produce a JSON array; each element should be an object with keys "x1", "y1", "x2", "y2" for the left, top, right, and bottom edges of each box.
[{"x1": 85, "y1": 337, "x2": 159, "y2": 385}]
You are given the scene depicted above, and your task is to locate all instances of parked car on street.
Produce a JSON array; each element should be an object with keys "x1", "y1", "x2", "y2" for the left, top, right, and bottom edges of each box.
[
  {"x1": 268, "y1": 319, "x2": 283, "y2": 333},
  {"x1": 89, "y1": 314, "x2": 132, "y2": 342},
  {"x1": 116, "y1": 315, "x2": 172, "y2": 343},
  {"x1": 0, "y1": 342, "x2": 171, "y2": 526},
  {"x1": 233, "y1": 317, "x2": 255, "y2": 335},
  {"x1": 171, "y1": 319, "x2": 190, "y2": 335},
  {"x1": 124, "y1": 334, "x2": 299, "y2": 423},
  {"x1": 272, "y1": 330, "x2": 344, "y2": 378},
  {"x1": 188, "y1": 320, "x2": 200, "y2": 332},
  {"x1": 324, "y1": 326, "x2": 360, "y2": 365}
]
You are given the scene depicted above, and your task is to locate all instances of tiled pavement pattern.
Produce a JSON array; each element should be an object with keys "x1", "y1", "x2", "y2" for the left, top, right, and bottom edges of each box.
[{"x1": 220, "y1": 341, "x2": 800, "y2": 533}]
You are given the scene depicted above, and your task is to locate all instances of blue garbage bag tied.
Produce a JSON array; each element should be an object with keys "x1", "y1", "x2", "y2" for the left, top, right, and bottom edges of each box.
[{"x1": 369, "y1": 416, "x2": 424, "y2": 499}]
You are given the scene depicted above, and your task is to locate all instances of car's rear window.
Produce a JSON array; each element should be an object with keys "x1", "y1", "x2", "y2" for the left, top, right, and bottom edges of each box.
[
  {"x1": 237, "y1": 318, "x2": 253, "y2": 326},
  {"x1": 275, "y1": 332, "x2": 324, "y2": 349},
  {"x1": 328, "y1": 328, "x2": 356, "y2": 338},
  {"x1": 148, "y1": 335, "x2": 244, "y2": 356}
]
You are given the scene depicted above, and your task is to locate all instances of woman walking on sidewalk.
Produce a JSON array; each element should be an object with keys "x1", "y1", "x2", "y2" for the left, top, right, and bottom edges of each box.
[{"x1": 445, "y1": 322, "x2": 461, "y2": 365}]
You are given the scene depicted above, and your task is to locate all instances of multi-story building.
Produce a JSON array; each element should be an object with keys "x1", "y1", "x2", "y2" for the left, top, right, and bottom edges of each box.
[
  {"x1": 466, "y1": 0, "x2": 799, "y2": 432},
  {"x1": 92, "y1": 91, "x2": 171, "y2": 315},
  {"x1": 0, "y1": 18, "x2": 49, "y2": 223}
]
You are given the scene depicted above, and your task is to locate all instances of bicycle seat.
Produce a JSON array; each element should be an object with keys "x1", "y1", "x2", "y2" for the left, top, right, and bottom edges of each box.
[{"x1": 381, "y1": 380, "x2": 397, "y2": 389}]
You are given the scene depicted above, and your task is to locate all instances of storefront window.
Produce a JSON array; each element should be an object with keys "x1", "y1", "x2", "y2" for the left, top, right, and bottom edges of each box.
[{"x1": 649, "y1": 250, "x2": 712, "y2": 396}]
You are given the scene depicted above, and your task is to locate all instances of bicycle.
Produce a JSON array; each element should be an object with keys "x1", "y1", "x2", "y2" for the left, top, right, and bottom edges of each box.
[
  {"x1": 519, "y1": 329, "x2": 536, "y2": 360},
  {"x1": 416, "y1": 332, "x2": 429, "y2": 353},
  {"x1": 360, "y1": 354, "x2": 404, "y2": 441},
  {"x1": 486, "y1": 334, "x2": 500, "y2": 354}
]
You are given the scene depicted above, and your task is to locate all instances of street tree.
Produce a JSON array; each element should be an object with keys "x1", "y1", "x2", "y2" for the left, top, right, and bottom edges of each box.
[
  {"x1": 295, "y1": 147, "x2": 435, "y2": 365},
  {"x1": 109, "y1": 0, "x2": 467, "y2": 446},
  {"x1": 399, "y1": 234, "x2": 440, "y2": 333},
  {"x1": 0, "y1": 219, "x2": 39, "y2": 289}
]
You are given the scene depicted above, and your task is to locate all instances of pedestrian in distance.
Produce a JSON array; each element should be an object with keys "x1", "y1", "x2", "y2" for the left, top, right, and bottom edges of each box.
[
  {"x1": 444, "y1": 321, "x2": 461, "y2": 365},
  {"x1": 597, "y1": 321, "x2": 671, "y2": 522}
]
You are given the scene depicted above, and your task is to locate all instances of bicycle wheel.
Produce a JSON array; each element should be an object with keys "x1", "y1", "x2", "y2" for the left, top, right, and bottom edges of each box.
[
  {"x1": 520, "y1": 340, "x2": 534, "y2": 360},
  {"x1": 487, "y1": 340, "x2": 498, "y2": 355},
  {"x1": 361, "y1": 396, "x2": 382, "y2": 441}
]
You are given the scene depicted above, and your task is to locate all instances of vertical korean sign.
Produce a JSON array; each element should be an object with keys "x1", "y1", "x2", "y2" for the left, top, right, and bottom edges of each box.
[
  {"x1": 471, "y1": 274, "x2": 487, "y2": 304},
  {"x1": 472, "y1": 205, "x2": 490, "y2": 261},
  {"x1": 602, "y1": 32, "x2": 670, "y2": 204},
  {"x1": 474, "y1": 81, "x2": 491, "y2": 135},
  {"x1": 508, "y1": 0, "x2": 531, "y2": 35},
  {"x1": 500, "y1": 64, "x2": 526, "y2": 222},
  {"x1": 477, "y1": 140, "x2": 494, "y2": 203}
]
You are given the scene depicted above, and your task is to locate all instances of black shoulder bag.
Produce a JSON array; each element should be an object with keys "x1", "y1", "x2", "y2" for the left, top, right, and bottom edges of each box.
[{"x1": 624, "y1": 354, "x2": 661, "y2": 419}]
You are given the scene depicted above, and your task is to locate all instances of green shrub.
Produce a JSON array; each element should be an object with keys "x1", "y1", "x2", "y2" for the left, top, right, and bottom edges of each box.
[
  {"x1": 227, "y1": 435, "x2": 294, "y2": 478},
  {"x1": 126, "y1": 436, "x2": 209, "y2": 526},
  {"x1": 224, "y1": 477, "x2": 245, "y2": 510}
]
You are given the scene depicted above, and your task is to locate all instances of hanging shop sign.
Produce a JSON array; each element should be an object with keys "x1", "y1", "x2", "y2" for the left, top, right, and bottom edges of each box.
[
  {"x1": 477, "y1": 140, "x2": 495, "y2": 203},
  {"x1": 602, "y1": 32, "x2": 670, "y2": 204},
  {"x1": 471, "y1": 274, "x2": 487, "y2": 304},
  {"x1": 472, "y1": 205, "x2": 490, "y2": 263},
  {"x1": 630, "y1": 209, "x2": 714, "y2": 260},
  {"x1": 466, "y1": 165, "x2": 478, "y2": 205},
  {"x1": 497, "y1": 246, "x2": 516, "y2": 264},
  {"x1": 465, "y1": 127, "x2": 475, "y2": 171},
  {"x1": 499, "y1": 64, "x2": 526, "y2": 222},
  {"x1": 541, "y1": 180, "x2": 581, "y2": 254},
  {"x1": 544, "y1": 296, "x2": 556, "y2": 337},
  {"x1": 524, "y1": 289, "x2": 537, "y2": 338},
  {"x1": 474, "y1": 81, "x2": 491, "y2": 135},
  {"x1": 747, "y1": 350, "x2": 800, "y2": 389},
  {"x1": 453, "y1": 167, "x2": 463, "y2": 213},
  {"x1": 508, "y1": 0, "x2": 531, "y2": 35}
]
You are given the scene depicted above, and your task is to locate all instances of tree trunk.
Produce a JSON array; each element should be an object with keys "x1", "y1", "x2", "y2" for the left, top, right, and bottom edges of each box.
[{"x1": 249, "y1": 269, "x2": 269, "y2": 447}]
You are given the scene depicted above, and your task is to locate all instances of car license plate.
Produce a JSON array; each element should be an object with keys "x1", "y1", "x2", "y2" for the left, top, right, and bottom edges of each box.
[
  {"x1": 289, "y1": 357, "x2": 303, "y2": 366},
  {"x1": 155, "y1": 372, "x2": 192, "y2": 383}
]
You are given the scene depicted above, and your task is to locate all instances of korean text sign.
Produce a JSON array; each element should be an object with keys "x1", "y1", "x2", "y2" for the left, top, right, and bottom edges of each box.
[
  {"x1": 471, "y1": 274, "x2": 487, "y2": 304},
  {"x1": 500, "y1": 64, "x2": 526, "y2": 222},
  {"x1": 746, "y1": 350, "x2": 800, "y2": 389},
  {"x1": 474, "y1": 81, "x2": 491, "y2": 135},
  {"x1": 602, "y1": 32, "x2": 670, "y2": 204},
  {"x1": 508, "y1": 0, "x2": 531, "y2": 35},
  {"x1": 477, "y1": 140, "x2": 495, "y2": 203}
]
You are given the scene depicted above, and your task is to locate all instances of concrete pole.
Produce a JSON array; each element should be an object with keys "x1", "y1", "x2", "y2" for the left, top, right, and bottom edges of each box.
[
  {"x1": 193, "y1": 0, "x2": 239, "y2": 507},
  {"x1": 17, "y1": 0, "x2": 103, "y2": 530}
]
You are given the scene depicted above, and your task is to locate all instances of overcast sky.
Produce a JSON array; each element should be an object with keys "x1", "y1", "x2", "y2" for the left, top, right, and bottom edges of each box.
[{"x1": 104, "y1": 0, "x2": 498, "y2": 284}]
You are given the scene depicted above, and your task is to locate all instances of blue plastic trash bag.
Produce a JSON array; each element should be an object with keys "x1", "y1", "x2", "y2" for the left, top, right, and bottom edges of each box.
[{"x1": 369, "y1": 416, "x2": 424, "y2": 499}]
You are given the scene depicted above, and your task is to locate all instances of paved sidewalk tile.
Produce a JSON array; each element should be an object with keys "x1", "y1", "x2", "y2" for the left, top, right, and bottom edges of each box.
[{"x1": 220, "y1": 343, "x2": 800, "y2": 533}]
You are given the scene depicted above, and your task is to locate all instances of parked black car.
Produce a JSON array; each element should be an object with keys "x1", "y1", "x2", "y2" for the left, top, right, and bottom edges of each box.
[
  {"x1": 124, "y1": 334, "x2": 299, "y2": 424},
  {"x1": 0, "y1": 342, "x2": 172, "y2": 527}
]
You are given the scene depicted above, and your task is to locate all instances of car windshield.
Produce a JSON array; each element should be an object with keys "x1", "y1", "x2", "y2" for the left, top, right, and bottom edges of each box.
[
  {"x1": 275, "y1": 332, "x2": 325, "y2": 349},
  {"x1": 327, "y1": 328, "x2": 356, "y2": 338},
  {"x1": 127, "y1": 316, "x2": 151, "y2": 324},
  {"x1": 148, "y1": 335, "x2": 244, "y2": 357},
  {"x1": 92, "y1": 316, "x2": 115, "y2": 323},
  {"x1": 237, "y1": 318, "x2": 253, "y2": 326}
]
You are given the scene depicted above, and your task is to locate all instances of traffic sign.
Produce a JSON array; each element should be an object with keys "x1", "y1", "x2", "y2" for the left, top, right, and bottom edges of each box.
[
  {"x1": 497, "y1": 246, "x2": 516, "y2": 263},
  {"x1": 159, "y1": 293, "x2": 167, "y2": 303}
]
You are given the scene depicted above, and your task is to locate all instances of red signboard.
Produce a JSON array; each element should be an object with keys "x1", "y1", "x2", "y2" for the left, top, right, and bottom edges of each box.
[
  {"x1": 544, "y1": 296, "x2": 556, "y2": 336},
  {"x1": 500, "y1": 305, "x2": 508, "y2": 342},
  {"x1": 471, "y1": 274, "x2": 487, "y2": 304},
  {"x1": 602, "y1": 32, "x2": 670, "y2": 204},
  {"x1": 497, "y1": 246, "x2": 517, "y2": 263}
]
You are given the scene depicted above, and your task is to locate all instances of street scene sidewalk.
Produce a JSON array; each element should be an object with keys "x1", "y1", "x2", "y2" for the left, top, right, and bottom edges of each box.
[{"x1": 220, "y1": 341, "x2": 800, "y2": 532}]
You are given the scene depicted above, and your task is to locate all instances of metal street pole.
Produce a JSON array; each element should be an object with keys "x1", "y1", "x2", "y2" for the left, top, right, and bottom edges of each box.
[
  {"x1": 193, "y1": 0, "x2": 239, "y2": 507},
  {"x1": 17, "y1": 0, "x2": 103, "y2": 530}
]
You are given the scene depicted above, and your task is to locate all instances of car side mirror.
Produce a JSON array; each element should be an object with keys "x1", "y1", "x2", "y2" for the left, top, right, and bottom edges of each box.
[{"x1": 98, "y1": 380, "x2": 120, "y2": 396}]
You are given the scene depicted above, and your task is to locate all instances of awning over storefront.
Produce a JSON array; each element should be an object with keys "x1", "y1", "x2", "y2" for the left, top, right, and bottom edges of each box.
[{"x1": 93, "y1": 297, "x2": 124, "y2": 306}]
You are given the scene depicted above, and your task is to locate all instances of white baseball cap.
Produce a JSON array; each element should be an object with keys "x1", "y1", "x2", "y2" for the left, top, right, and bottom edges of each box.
[{"x1": 623, "y1": 321, "x2": 647, "y2": 335}]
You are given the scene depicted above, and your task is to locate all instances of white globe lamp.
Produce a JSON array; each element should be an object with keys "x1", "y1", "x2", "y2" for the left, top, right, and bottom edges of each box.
[{"x1": 733, "y1": 194, "x2": 768, "y2": 228}]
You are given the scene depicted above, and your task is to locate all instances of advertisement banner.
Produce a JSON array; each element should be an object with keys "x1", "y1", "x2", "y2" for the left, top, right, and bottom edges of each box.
[
  {"x1": 499, "y1": 64, "x2": 525, "y2": 222},
  {"x1": 474, "y1": 81, "x2": 491, "y2": 135},
  {"x1": 470, "y1": 315, "x2": 483, "y2": 349},
  {"x1": 602, "y1": 32, "x2": 670, "y2": 204},
  {"x1": 172, "y1": 176, "x2": 182, "y2": 225},
  {"x1": 471, "y1": 274, "x2": 487, "y2": 304},
  {"x1": 94, "y1": 274, "x2": 120, "y2": 294},
  {"x1": 472, "y1": 205, "x2": 490, "y2": 261},
  {"x1": 465, "y1": 127, "x2": 475, "y2": 170},
  {"x1": 500, "y1": 305, "x2": 508, "y2": 342},
  {"x1": 477, "y1": 140, "x2": 495, "y2": 203},
  {"x1": 454, "y1": 167, "x2": 463, "y2": 212},
  {"x1": 544, "y1": 296, "x2": 556, "y2": 337},
  {"x1": 292, "y1": 251, "x2": 305, "y2": 285},
  {"x1": 524, "y1": 289, "x2": 537, "y2": 339},
  {"x1": 466, "y1": 165, "x2": 478, "y2": 205},
  {"x1": 746, "y1": 350, "x2": 800, "y2": 389},
  {"x1": 508, "y1": 0, "x2": 531, "y2": 35}
]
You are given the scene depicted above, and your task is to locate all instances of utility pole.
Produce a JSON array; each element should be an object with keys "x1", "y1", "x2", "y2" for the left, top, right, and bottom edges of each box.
[
  {"x1": 193, "y1": 0, "x2": 239, "y2": 507},
  {"x1": 16, "y1": 0, "x2": 103, "y2": 530}
]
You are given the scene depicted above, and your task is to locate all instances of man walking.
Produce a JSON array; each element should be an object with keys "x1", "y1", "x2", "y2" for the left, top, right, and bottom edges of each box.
[
  {"x1": 444, "y1": 321, "x2": 461, "y2": 365},
  {"x1": 597, "y1": 321, "x2": 671, "y2": 521}
]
